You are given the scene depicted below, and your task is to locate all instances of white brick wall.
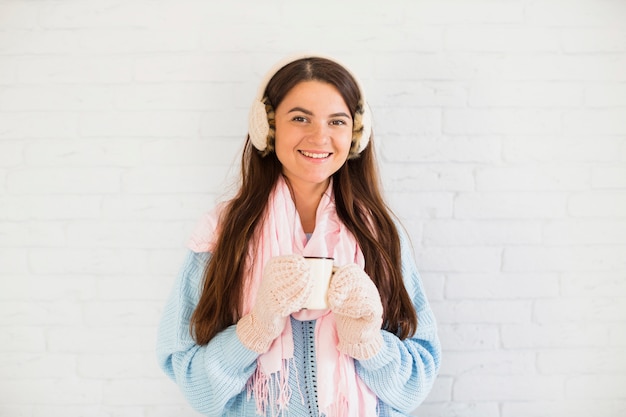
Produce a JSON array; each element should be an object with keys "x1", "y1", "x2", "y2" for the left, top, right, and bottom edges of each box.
[{"x1": 1, "y1": 0, "x2": 625, "y2": 416}]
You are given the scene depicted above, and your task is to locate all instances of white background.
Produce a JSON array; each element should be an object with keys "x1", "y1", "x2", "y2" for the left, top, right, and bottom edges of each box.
[{"x1": 1, "y1": 0, "x2": 625, "y2": 416}]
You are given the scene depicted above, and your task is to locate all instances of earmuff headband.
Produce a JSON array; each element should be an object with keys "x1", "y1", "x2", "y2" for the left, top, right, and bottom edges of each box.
[{"x1": 248, "y1": 54, "x2": 372, "y2": 155}]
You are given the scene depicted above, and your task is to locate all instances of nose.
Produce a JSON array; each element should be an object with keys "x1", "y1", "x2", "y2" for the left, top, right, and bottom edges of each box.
[{"x1": 306, "y1": 122, "x2": 330, "y2": 145}]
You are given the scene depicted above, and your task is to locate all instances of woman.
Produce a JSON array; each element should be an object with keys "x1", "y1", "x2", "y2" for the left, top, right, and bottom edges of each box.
[{"x1": 157, "y1": 55, "x2": 441, "y2": 417}]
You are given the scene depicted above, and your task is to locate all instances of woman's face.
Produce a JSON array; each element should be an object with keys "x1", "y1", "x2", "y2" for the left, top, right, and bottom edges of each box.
[{"x1": 274, "y1": 80, "x2": 353, "y2": 192}]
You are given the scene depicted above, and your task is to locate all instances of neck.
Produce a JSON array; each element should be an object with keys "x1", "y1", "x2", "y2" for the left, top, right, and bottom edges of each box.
[{"x1": 283, "y1": 177, "x2": 330, "y2": 234}]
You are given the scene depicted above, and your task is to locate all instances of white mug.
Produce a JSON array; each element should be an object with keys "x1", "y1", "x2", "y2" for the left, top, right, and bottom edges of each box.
[{"x1": 303, "y1": 257, "x2": 334, "y2": 309}]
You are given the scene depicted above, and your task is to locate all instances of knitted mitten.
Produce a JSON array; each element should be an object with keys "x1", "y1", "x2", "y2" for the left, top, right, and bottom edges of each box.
[
  {"x1": 327, "y1": 264, "x2": 384, "y2": 360},
  {"x1": 237, "y1": 254, "x2": 312, "y2": 353}
]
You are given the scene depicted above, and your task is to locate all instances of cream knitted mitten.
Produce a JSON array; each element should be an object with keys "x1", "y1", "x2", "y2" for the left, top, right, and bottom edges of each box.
[
  {"x1": 236, "y1": 254, "x2": 312, "y2": 353},
  {"x1": 327, "y1": 264, "x2": 384, "y2": 360}
]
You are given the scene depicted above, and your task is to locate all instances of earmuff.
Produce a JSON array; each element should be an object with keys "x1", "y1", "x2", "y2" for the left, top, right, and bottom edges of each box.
[{"x1": 248, "y1": 54, "x2": 372, "y2": 156}]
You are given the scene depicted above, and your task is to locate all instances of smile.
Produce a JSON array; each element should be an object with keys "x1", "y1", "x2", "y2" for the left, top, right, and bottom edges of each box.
[{"x1": 299, "y1": 150, "x2": 331, "y2": 159}]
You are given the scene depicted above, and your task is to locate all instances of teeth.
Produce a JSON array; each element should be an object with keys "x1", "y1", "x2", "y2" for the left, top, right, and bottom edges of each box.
[{"x1": 300, "y1": 151, "x2": 330, "y2": 159}]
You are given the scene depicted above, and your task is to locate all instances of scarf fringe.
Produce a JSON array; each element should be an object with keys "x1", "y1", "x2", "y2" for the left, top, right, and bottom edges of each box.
[{"x1": 247, "y1": 358, "x2": 294, "y2": 417}]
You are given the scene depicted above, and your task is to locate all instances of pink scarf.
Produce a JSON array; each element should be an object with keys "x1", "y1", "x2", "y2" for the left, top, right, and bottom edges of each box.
[{"x1": 188, "y1": 176, "x2": 377, "y2": 417}]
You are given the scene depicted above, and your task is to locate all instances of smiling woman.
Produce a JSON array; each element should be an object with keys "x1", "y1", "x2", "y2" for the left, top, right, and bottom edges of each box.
[{"x1": 156, "y1": 55, "x2": 441, "y2": 417}]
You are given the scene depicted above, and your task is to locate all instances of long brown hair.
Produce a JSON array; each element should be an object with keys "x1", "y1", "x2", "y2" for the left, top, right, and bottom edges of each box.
[{"x1": 191, "y1": 57, "x2": 417, "y2": 344}]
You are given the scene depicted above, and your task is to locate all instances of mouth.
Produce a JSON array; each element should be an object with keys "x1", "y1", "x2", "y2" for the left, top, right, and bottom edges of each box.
[{"x1": 299, "y1": 150, "x2": 331, "y2": 159}]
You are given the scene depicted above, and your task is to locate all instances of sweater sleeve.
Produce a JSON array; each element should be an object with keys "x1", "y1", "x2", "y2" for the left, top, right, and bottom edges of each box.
[
  {"x1": 354, "y1": 228, "x2": 442, "y2": 414},
  {"x1": 156, "y1": 250, "x2": 259, "y2": 416}
]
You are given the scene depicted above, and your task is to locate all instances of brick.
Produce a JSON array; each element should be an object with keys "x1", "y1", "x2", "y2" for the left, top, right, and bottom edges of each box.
[
  {"x1": 114, "y1": 83, "x2": 243, "y2": 111},
  {"x1": 372, "y1": 80, "x2": 466, "y2": 108},
  {"x1": 568, "y1": 191, "x2": 626, "y2": 217},
  {"x1": 0, "y1": 29, "x2": 78, "y2": 55},
  {"x1": 139, "y1": 138, "x2": 241, "y2": 166},
  {"x1": 424, "y1": 376, "x2": 452, "y2": 402},
  {"x1": 373, "y1": 53, "x2": 480, "y2": 81},
  {"x1": 386, "y1": 192, "x2": 454, "y2": 219},
  {"x1": 24, "y1": 139, "x2": 141, "y2": 167},
  {"x1": 561, "y1": 272, "x2": 626, "y2": 297},
  {"x1": 564, "y1": 109, "x2": 626, "y2": 135},
  {"x1": 7, "y1": 168, "x2": 122, "y2": 194},
  {"x1": 610, "y1": 324, "x2": 626, "y2": 346},
  {"x1": 0, "y1": 248, "x2": 28, "y2": 274},
  {"x1": 592, "y1": 166, "x2": 626, "y2": 188},
  {"x1": 455, "y1": 192, "x2": 567, "y2": 219},
  {"x1": 446, "y1": 26, "x2": 559, "y2": 52},
  {"x1": 28, "y1": 249, "x2": 149, "y2": 275},
  {"x1": 586, "y1": 83, "x2": 626, "y2": 106},
  {"x1": 502, "y1": 136, "x2": 625, "y2": 163},
  {"x1": 66, "y1": 221, "x2": 185, "y2": 249},
  {"x1": 77, "y1": 29, "x2": 199, "y2": 53},
  {"x1": 1, "y1": 326, "x2": 46, "y2": 352},
  {"x1": 446, "y1": 273, "x2": 560, "y2": 299},
  {"x1": 48, "y1": 326, "x2": 156, "y2": 353},
  {"x1": 33, "y1": 405, "x2": 145, "y2": 417},
  {"x1": 381, "y1": 136, "x2": 501, "y2": 163},
  {"x1": 199, "y1": 110, "x2": 248, "y2": 137},
  {"x1": 0, "y1": 1, "x2": 40, "y2": 29},
  {"x1": 78, "y1": 353, "x2": 162, "y2": 379},
  {"x1": 468, "y1": 55, "x2": 626, "y2": 82},
  {"x1": 79, "y1": 111, "x2": 200, "y2": 138},
  {"x1": 424, "y1": 220, "x2": 541, "y2": 246},
  {"x1": 0, "y1": 195, "x2": 102, "y2": 220},
  {"x1": 0, "y1": 379, "x2": 103, "y2": 405},
  {"x1": 0, "y1": 141, "x2": 23, "y2": 167},
  {"x1": 83, "y1": 301, "x2": 162, "y2": 326},
  {"x1": 417, "y1": 402, "x2": 500, "y2": 417},
  {"x1": 440, "y1": 351, "x2": 536, "y2": 376},
  {"x1": 0, "y1": 275, "x2": 96, "y2": 301},
  {"x1": 0, "y1": 221, "x2": 66, "y2": 247},
  {"x1": 369, "y1": 108, "x2": 443, "y2": 136},
  {"x1": 537, "y1": 348, "x2": 626, "y2": 374},
  {"x1": 384, "y1": 165, "x2": 474, "y2": 192},
  {"x1": 504, "y1": 245, "x2": 626, "y2": 272},
  {"x1": 419, "y1": 273, "x2": 445, "y2": 301},
  {"x1": 503, "y1": 400, "x2": 626, "y2": 417},
  {"x1": 97, "y1": 277, "x2": 173, "y2": 301},
  {"x1": 502, "y1": 323, "x2": 609, "y2": 348},
  {"x1": 534, "y1": 297, "x2": 626, "y2": 323},
  {"x1": 0, "y1": 301, "x2": 82, "y2": 326},
  {"x1": 122, "y1": 166, "x2": 229, "y2": 194},
  {"x1": 437, "y1": 324, "x2": 501, "y2": 351},
  {"x1": 17, "y1": 57, "x2": 132, "y2": 84},
  {"x1": 0, "y1": 353, "x2": 76, "y2": 378},
  {"x1": 444, "y1": 109, "x2": 561, "y2": 135},
  {"x1": 432, "y1": 300, "x2": 531, "y2": 324},
  {"x1": 101, "y1": 194, "x2": 214, "y2": 221},
  {"x1": 474, "y1": 161, "x2": 587, "y2": 193},
  {"x1": 526, "y1": 0, "x2": 625, "y2": 27},
  {"x1": 38, "y1": 0, "x2": 210, "y2": 29},
  {"x1": 566, "y1": 375, "x2": 626, "y2": 399},
  {"x1": 403, "y1": 1, "x2": 524, "y2": 24},
  {"x1": 103, "y1": 379, "x2": 188, "y2": 405},
  {"x1": 454, "y1": 375, "x2": 564, "y2": 401},
  {"x1": 0, "y1": 85, "x2": 115, "y2": 111},
  {"x1": 469, "y1": 81, "x2": 582, "y2": 107},
  {"x1": 0, "y1": 112, "x2": 78, "y2": 139},
  {"x1": 134, "y1": 54, "x2": 253, "y2": 82},
  {"x1": 416, "y1": 247, "x2": 502, "y2": 272},
  {"x1": 147, "y1": 249, "x2": 186, "y2": 276},
  {"x1": 543, "y1": 219, "x2": 626, "y2": 244}
]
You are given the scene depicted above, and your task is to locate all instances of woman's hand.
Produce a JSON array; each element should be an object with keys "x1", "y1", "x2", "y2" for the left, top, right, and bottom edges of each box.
[
  {"x1": 327, "y1": 264, "x2": 384, "y2": 360},
  {"x1": 236, "y1": 254, "x2": 312, "y2": 353}
]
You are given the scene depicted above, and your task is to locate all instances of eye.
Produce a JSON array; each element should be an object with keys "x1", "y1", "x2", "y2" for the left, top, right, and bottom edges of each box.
[
  {"x1": 291, "y1": 116, "x2": 308, "y2": 123},
  {"x1": 330, "y1": 119, "x2": 348, "y2": 126}
]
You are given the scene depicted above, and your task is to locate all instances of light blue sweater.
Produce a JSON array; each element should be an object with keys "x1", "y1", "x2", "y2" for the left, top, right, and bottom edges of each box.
[{"x1": 156, "y1": 230, "x2": 441, "y2": 416}]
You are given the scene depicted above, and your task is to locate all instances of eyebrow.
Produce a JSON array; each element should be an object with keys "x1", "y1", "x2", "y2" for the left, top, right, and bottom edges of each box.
[{"x1": 287, "y1": 107, "x2": 351, "y2": 119}]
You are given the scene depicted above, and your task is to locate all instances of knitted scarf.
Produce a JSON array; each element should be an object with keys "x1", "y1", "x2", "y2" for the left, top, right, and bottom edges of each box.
[{"x1": 188, "y1": 176, "x2": 377, "y2": 417}]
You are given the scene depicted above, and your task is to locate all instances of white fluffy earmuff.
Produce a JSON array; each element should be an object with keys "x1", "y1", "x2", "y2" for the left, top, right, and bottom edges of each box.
[{"x1": 247, "y1": 54, "x2": 372, "y2": 155}]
